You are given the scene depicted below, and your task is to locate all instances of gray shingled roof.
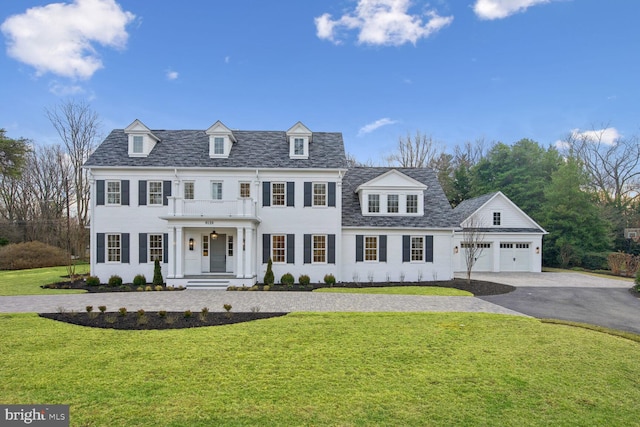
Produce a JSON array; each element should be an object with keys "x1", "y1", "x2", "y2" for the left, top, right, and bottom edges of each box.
[
  {"x1": 452, "y1": 192, "x2": 498, "y2": 223},
  {"x1": 341, "y1": 167, "x2": 459, "y2": 229},
  {"x1": 84, "y1": 129, "x2": 348, "y2": 169}
]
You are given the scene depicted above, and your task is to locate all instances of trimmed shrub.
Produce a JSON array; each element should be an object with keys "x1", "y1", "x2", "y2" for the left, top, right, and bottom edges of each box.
[
  {"x1": 280, "y1": 273, "x2": 294, "y2": 286},
  {"x1": 133, "y1": 274, "x2": 147, "y2": 287},
  {"x1": 86, "y1": 276, "x2": 100, "y2": 286},
  {"x1": 118, "y1": 307, "x2": 127, "y2": 317},
  {"x1": 324, "y1": 274, "x2": 336, "y2": 286},
  {"x1": 0, "y1": 241, "x2": 69, "y2": 270},
  {"x1": 264, "y1": 258, "x2": 275, "y2": 285},
  {"x1": 298, "y1": 274, "x2": 310, "y2": 286},
  {"x1": 152, "y1": 258, "x2": 163, "y2": 286},
  {"x1": 98, "y1": 305, "x2": 107, "y2": 313},
  {"x1": 108, "y1": 275, "x2": 122, "y2": 287},
  {"x1": 582, "y1": 252, "x2": 609, "y2": 271}
]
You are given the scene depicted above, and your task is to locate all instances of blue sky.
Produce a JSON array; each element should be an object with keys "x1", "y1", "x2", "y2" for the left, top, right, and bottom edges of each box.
[{"x1": 1, "y1": 0, "x2": 638, "y2": 163}]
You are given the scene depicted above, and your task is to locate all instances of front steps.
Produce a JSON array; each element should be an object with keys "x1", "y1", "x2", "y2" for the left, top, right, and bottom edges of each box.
[{"x1": 167, "y1": 275, "x2": 256, "y2": 290}]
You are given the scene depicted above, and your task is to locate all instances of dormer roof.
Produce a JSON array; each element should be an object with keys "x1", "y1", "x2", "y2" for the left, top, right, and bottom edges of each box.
[
  {"x1": 124, "y1": 119, "x2": 160, "y2": 142},
  {"x1": 286, "y1": 121, "x2": 312, "y2": 142},
  {"x1": 206, "y1": 120, "x2": 237, "y2": 143},
  {"x1": 355, "y1": 169, "x2": 428, "y2": 193}
]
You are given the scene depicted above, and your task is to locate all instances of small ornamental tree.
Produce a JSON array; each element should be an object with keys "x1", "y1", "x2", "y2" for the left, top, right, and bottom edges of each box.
[
  {"x1": 152, "y1": 258, "x2": 163, "y2": 286},
  {"x1": 264, "y1": 258, "x2": 275, "y2": 285}
]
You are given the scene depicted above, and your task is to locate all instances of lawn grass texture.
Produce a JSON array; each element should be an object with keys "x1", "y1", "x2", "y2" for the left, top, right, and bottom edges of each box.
[
  {"x1": 1, "y1": 312, "x2": 639, "y2": 426},
  {"x1": 0, "y1": 265, "x2": 89, "y2": 296},
  {"x1": 314, "y1": 286, "x2": 472, "y2": 296}
]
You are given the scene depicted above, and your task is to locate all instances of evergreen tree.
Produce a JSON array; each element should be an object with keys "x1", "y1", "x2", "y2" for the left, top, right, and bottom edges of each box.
[
  {"x1": 541, "y1": 157, "x2": 612, "y2": 267},
  {"x1": 152, "y1": 258, "x2": 164, "y2": 286}
]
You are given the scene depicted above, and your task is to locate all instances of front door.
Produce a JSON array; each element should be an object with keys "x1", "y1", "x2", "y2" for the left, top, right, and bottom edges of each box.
[{"x1": 210, "y1": 234, "x2": 227, "y2": 272}]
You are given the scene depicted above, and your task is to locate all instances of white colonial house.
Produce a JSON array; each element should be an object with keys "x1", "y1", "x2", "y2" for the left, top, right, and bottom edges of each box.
[{"x1": 84, "y1": 120, "x2": 545, "y2": 288}]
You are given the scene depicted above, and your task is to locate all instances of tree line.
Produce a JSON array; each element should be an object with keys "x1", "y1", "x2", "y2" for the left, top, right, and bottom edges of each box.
[{"x1": 0, "y1": 100, "x2": 99, "y2": 259}]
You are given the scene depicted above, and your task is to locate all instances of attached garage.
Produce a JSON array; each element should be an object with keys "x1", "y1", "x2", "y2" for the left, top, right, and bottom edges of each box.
[{"x1": 499, "y1": 242, "x2": 531, "y2": 271}]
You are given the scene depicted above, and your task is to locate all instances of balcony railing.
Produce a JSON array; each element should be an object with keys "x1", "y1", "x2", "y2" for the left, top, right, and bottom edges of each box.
[{"x1": 167, "y1": 197, "x2": 256, "y2": 218}]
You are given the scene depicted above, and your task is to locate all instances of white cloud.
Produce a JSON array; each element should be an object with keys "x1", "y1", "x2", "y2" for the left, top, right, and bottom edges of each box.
[
  {"x1": 166, "y1": 70, "x2": 179, "y2": 80},
  {"x1": 315, "y1": 0, "x2": 453, "y2": 46},
  {"x1": 473, "y1": 0, "x2": 553, "y2": 20},
  {"x1": 358, "y1": 118, "x2": 398, "y2": 136},
  {"x1": 49, "y1": 81, "x2": 85, "y2": 96},
  {"x1": 556, "y1": 127, "x2": 621, "y2": 149},
  {"x1": 224, "y1": 56, "x2": 231, "y2": 64},
  {"x1": 1, "y1": 0, "x2": 135, "y2": 79}
]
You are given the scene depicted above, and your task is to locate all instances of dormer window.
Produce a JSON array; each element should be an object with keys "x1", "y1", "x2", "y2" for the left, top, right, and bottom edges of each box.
[
  {"x1": 132, "y1": 136, "x2": 143, "y2": 154},
  {"x1": 355, "y1": 170, "x2": 427, "y2": 217},
  {"x1": 287, "y1": 122, "x2": 312, "y2": 159},
  {"x1": 213, "y1": 137, "x2": 224, "y2": 155},
  {"x1": 206, "y1": 121, "x2": 236, "y2": 158},
  {"x1": 125, "y1": 119, "x2": 160, "y2": 157}
]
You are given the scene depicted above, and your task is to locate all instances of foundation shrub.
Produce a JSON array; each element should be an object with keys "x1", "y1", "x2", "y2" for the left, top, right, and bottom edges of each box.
[
  {"x1": 324, "y1": 273, "x2": 336, "y2": 286},
  {"x1": 86, "y1": 276, "x2": 100, "y2": 286},
  {"x1": 280, "y1": 273, "x2": 294, "y2": 286},
  {"x1": 108, "y1": 275, "x2": 122, "y2": 287},
  {"x1": 133, "y1": 274, "x2": 147, "y2": 287},
  {"x1": 264, "y1": 258, "x2": 275, "y2": 285},
  {"x1": 298, "y1": 274, "x2": 310, "y2": 286},
  {"x1": 0, "y1": 241, "x2": 69, "y2": 270}
]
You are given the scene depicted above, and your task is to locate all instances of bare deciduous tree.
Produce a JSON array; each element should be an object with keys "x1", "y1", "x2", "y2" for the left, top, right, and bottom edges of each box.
[
  {"x1": 386, "y1": 131, "x2": 443, "y2": 168},
  {"x1": 561, "y1": 127, "x2": 640, "y2": 210},
  {"x1": 461, "y1": 216, "x2": 487, "y2": 284},
  {"x1": 46, "y1": 99, "x2": 101, "y2": 258}
]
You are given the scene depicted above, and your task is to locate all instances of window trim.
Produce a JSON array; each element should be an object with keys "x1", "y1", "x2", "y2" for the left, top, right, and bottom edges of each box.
[
  {"x1": 364, "y1": 235, "x2": 378, "y2": 262},
  {"x1": 148, "y1": 181, "x2": 163, "y2": 206},
  {"x1": 239, "y1": 182, "x2": 251, "y2": 198},
  {"x1": 106, "y1": 233, "x2": 121, "y2": 263},
  {"x1": 106, "y1": 180, "x2": 121, "y2": 206},
  {"x1": 387, "y1": 194, "x2": 399, "y2": 213},
  {"x1": 368, "y1": 194, "x2": 380, "y2": 213},
  {"x1": 410, "y1": 236, "x2": 424, "y2": 262},
  {"x1": 272, "y1": 234, "x2": 286, "y2": 263},
  {"x1": 312, "y1": 234, "x2": 327, "y2": 264},
  {"x1": 148, "y1": 234, "x2": 163, "y2": 263},
  {"x1": 493, "y1": 212, "x2": 501, "y2": 226},
  {"x1": 312, "y1": 182, "x2": 327, "y2": 207},
  {"x1": 184, "y1": 181, "x2": 194, "y2": 200},
  {"x1": 271, "y1": 182, "x2": 286, "y2": 207},
  {"x1": 211, "y1": 181, "x2": 223, "y2": 200},
  {"x1": 406, "y1": 194, "x2": 418, "y2": 214}
]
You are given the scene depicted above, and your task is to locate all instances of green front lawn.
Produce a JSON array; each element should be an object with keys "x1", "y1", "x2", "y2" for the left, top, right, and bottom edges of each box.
[
  {"x1": 1, "y1": 312, "x2": 639, "y2": 426},
  {"x1": 314, "y1": 286, "x2": 472, "y2": 296},
  {"x1": 0, "y1": 265, "x2": 89, "y2": 296}
]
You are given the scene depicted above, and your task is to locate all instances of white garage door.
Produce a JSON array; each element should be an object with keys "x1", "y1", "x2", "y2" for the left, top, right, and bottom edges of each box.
[
  {"x1": 500, "y1": 243, "x2": 531, "y2": 271},
  {"x1": 461, "y1": 243, "x2": 493, "y2": 272}
]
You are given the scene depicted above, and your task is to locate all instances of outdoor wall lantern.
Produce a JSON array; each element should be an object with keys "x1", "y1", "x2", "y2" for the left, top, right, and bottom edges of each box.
[
  {"x1": 188, "y1": 238, "x2": 194, "y2": 251},
  {"x1": 535, "y1": 246, "x2": 540, "y2": 254},
  {"x1": 454, "y1": 246, "x2": 459, "y2": 254},
  {"x1": 210, "y1": 230, "x2": 218, "y2": 240}
]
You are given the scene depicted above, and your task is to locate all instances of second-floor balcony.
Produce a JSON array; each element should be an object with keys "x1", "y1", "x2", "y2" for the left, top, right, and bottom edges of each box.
[{"x1": 166, "y1": 197, "x2": 257, "y2": 219}]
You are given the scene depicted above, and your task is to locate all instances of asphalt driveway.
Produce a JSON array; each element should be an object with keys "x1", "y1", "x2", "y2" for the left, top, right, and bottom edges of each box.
[{"x1": 471, "y1": 272, "x2": 640, "y2": 334}]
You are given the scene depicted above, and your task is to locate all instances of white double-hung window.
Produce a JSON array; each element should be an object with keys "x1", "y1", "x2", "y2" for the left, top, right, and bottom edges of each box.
[
  {"x1": 148, "y1": 181, "x2": 163, "y2": 205},
  {"x1": 106, "y1": 181, "x2": 121, "y2": 205},
  {"x1": 211, "y1": 182, "x2": 223, "y2": 200}
]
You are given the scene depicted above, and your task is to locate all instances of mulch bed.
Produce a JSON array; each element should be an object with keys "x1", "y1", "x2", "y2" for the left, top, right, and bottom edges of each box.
[
  {"x1": 242, "y1": 278, "x2": 515, "y2": 297},
  {"x1": 42, "y1": 281, "x2": 185, "y2": 293},
  {"x1": 39, "y1": 312, "x2": 288, "y2": 330}
]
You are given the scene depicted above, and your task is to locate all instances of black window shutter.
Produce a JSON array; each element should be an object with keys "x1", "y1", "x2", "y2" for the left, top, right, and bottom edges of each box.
[
  {"x1": 287, "y1": 234, "x2": 295, "y2": 264},
  {"x1": 139, "y1": 233, "x2": 147, "y2": 263},
  {"x1": 163, "y1": 233, "x2": 169, "y2": 263},
  {"x1": 328, "y1": 234, "x2": 336, "y2": 264},
  {"x1": 262, "y1": 182, "x2": 271, "y2": 207},
  {"x1": 356, "y1": 235, "x2": 363, "y2": 262},
  {"x1": 122, "y1": 233, "x2": 130, "y2": 263},
  {"x1": 262, "y1": 234, "x2": 270, "y2": 263},
  {"x1": 163, "y1": 181, "x2": 171, "y2": 206},
  {"x1": 403, "y1": 235, "x2": 410, "y2": 262},
  {"x1": 96, "y1": 233, "x2": 105, "y2": 263},
  {"x1": 304, "y1": 234, "x2": 311, "y2": 264},
  {"x1": 96, "y1": 180, "x2": 105, "y2": 205},
  {"x1": 379, "y1": 235, "x2": 387, "y2": 262},
  {"x1": 121, "y1": 180, "x2": 129, "y2": 206},
  {"x1": 304, "y1": 182, "x2": 312, "y2": 207},
  {"x1": 426, "y1": 235, "x2": 434, "y2": 263},
  {"x1": 328, "y1": 182, "x2": 336, "y2": 207},
  {"x1": 138, "y1": 180, "x2": 147, "y2": 205},
  {"x1": 286, "y1": 182, "x2": 295, "y2": 207}
]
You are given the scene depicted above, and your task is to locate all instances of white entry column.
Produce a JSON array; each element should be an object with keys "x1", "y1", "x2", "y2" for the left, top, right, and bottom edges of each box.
[
  {"x1": 244, "y1": 226, "x2": 254, "y2": 278},
  {"x1": 167, "y1": 227, "x2": 175, "y2": 279},
  {"x1": 175, "y1": 227, "x2": 184, "y2": 278}
]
